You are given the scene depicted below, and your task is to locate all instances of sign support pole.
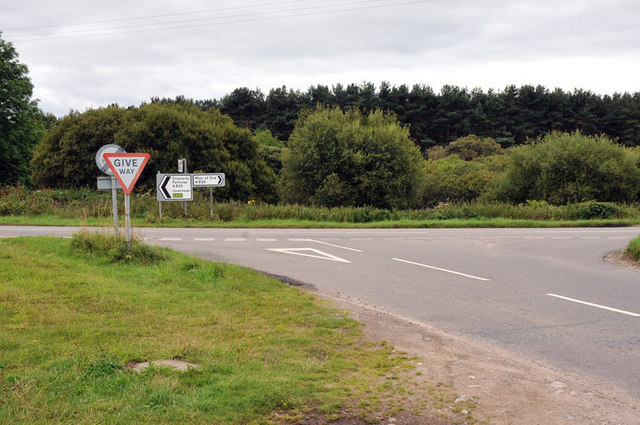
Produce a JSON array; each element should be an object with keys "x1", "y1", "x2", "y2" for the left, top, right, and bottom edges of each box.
[
  {"x1": 210, "y1": 187, "x2": 213, "y2": 220},
  {"x1": 111, "y1": 176, "x2": 119, "y2": 234},
  {"x1": 103, "y1": 152, "x2": 150, "y2": 249},
  {"x1": 179, "y1": 158, "x2": 188, "y2": 218},
  {"x1": 125, "y1": 193, "x2": 131, "y2": 247}
]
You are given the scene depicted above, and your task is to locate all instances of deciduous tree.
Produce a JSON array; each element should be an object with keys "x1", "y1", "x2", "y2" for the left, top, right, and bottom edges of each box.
[{"x1": 0, "y1": 33, "x2": 44, "y2": 185}]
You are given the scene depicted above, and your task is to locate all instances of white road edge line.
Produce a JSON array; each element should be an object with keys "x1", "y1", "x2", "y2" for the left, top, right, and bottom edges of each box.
[
  {"x1": 392, "y1": 258, "x2": 489, "y2": 281},
  {"x1": 546, "y1": 293, "x2": 640, "y2": 317}
]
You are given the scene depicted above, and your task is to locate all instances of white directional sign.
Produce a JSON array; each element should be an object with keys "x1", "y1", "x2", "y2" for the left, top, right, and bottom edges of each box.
[
  {"x1": 193, "y1": 173, "x2": 225, "y2": 187},
  {"x1": 103, "y1": 153, "x2": 150, "y2": 194},
  {"x1": 157, "y1": 174, "x2": 193, "y2": 201}
]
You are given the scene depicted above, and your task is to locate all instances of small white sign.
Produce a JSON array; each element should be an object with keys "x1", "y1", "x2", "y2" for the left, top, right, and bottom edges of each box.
[{"x1": 193, "y1": 173, "x2": 225, "y2": 187}]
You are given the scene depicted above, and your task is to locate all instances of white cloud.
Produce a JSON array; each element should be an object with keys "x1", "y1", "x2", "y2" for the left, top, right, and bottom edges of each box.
[{"x1": 4, "y1": 0, "x2": 640, "y2": 115}]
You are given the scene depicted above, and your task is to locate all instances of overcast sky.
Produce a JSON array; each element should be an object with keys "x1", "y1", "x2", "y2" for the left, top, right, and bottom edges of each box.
[{"x1": 3, "y1": 0, "x2": 640, "y2": 116}]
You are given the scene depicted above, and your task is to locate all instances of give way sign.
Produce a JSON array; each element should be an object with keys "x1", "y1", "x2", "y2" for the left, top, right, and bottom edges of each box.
[{"x1": 103, "y1": 153, "x2": 150, "y2": 194}]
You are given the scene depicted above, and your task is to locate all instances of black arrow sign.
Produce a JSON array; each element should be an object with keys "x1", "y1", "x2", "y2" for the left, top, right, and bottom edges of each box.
[{"x1": 160, "y1": 176, "x2": 171, "y2": 199}]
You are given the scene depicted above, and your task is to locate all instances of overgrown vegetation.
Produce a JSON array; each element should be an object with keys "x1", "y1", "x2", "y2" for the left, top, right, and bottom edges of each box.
[
  {"x1": 628, "y1": 235, "x2": 640, "y2": 260},
  {"x1": 70, "y1": 230, "x2": 167, "y2": 264},
  {"x1": 0, "y1": 235, "x2": 475, "y2": 424},
  {"x1": 0, "y1": 186, "x2": 639, "y2": 227}
]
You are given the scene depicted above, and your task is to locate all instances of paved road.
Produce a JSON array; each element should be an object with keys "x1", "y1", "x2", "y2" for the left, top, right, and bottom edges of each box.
[{"x1": 2, "y1": 226, "x2": 640, "y2": 398}]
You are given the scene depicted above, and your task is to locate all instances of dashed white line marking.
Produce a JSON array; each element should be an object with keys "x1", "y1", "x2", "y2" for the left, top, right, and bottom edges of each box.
[
  {"x1": 257, "y1": 238, "x2": 277, "y2": 242},
  {"x1": 194, "y1": 238, "x2": 215, "y2": 241},
  {"x1": 159, "y1": 237, "x2": 182, "y2": 241},
  {"x1": 392, "y1": 258, "x2": 489, "y2": 281},
  {"x1": 224, "y1": 238, "x2": 246, "y2": 242},
  {"x1": 546, "y1": 293, "x2": 640, "y2": 317},
  {"x1": 579, "y1": 237, "x2": 600, "y2": 240}
]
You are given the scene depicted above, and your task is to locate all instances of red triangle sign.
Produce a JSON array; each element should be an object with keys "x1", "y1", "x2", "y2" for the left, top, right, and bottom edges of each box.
[{"x1": 103, "y1": 153, "x2": 150, "y2": 194}]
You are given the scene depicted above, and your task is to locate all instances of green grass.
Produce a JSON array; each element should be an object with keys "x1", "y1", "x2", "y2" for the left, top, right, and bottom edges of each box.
[
  {"x1": 627, "y1": 235, "x2": 640, "y2": 260},
  {"x1": 0, "y1": 234, "x2": 431, "y2": 424}
]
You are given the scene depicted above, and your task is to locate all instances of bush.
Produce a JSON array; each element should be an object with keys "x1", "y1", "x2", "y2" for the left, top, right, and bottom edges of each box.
[
  {"x1": 280, "y1": 106, "x2": 425, "y2": 209},
  {"x1": 421, "y1": 155, "x2": 500, "y2": 207},
  {"x1": 487, "y1": 131, "x2": 640, "y2": 204},
  {"x1": 445, "y1": 135, "x2": 503, "y2": 160}
]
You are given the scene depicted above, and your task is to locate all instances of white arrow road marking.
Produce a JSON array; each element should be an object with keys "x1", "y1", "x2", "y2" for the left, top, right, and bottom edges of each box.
[
  {"x1": 546, "y1": 294, "x2": 640, "y2": 317},
  {"x1": 286, "y1": 238, "x2": 363, "y2": 252},
  {"x1": 393, "y1": 258, "x2": 489, "y2": 281},
  {"x1": 267, "y1": 248, "x2": 351, "y2": 263}
]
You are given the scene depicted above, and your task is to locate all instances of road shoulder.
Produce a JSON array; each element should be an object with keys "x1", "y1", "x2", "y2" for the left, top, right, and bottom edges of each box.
[{"x1": 328, "y1": 294, "x2": 640, "y2": 425}]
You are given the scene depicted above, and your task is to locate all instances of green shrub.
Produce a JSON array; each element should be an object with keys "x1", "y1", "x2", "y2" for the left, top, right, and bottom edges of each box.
[
  {"x1": 421, "y1": 155, "x2": 499, "y2": 207},
  {"x1": 281, "y1": 106, "x2": 425, "y2": 209},
  {"x1": 487, "y1": 131, "x2": 640, "y2": 204},
  {"x1": 71, "y1": 230, "x2": 167, "y2": 264},
  {"x1": 574, "y1": 202, "x2": 620, "y2": 219}
]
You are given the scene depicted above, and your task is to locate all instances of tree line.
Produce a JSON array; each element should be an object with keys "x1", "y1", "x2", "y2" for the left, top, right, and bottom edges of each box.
[
  {"x1": 152, "y1": 82, "x2": 640, "y2": 149},
  {"x1": 3, "y1": 30, "x2": 640, "y2": 208},
  {"x1": 28, "y1": 102, "x2": 640, "y2": 208}
]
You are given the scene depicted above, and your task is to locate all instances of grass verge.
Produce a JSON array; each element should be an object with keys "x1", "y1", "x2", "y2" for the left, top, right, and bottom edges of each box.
[
  {"x1": 0, "y1": 233, "x2": 474, "y2": 424},
  {"x1": 627, "y1": 235, "x2": 640, "y2": 260}
]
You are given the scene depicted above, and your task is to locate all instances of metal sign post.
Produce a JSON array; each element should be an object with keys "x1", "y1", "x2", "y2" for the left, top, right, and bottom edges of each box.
[
  {"x1": 192, "y1": 173, "x2": 225, "y2": 221},
  {"x1": 95, "y1": 144, "x2": 125, "y2": 234},
  {"x1": 125, "y1": 193, "x2": 131, "y2": 246},
  {"x1": 103, "y1": 153, "x2": 150, "y2": 248},
  {"x1": 178, "y1": 158, "x2": 188, "y2": 218},
  {"x1": 111, "y1": 176, "x2": 118, "y2": 233}
]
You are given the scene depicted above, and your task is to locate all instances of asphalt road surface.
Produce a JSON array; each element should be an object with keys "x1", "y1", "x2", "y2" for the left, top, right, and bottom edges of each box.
[{"x1": 2, "y1": 225, "x2": 639, "y2": 399}]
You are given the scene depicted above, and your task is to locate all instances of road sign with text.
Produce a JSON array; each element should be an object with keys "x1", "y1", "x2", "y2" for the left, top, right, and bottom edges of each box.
[
  {"x1": 193, "y1": 173, "x2": 225, "y2": 187},
  {"x1": 103, "y1": 153, "x2": 150, "y2": 194},
  {"x1": 157, "y1": 174, "x2": 193, "y2": 201}
]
